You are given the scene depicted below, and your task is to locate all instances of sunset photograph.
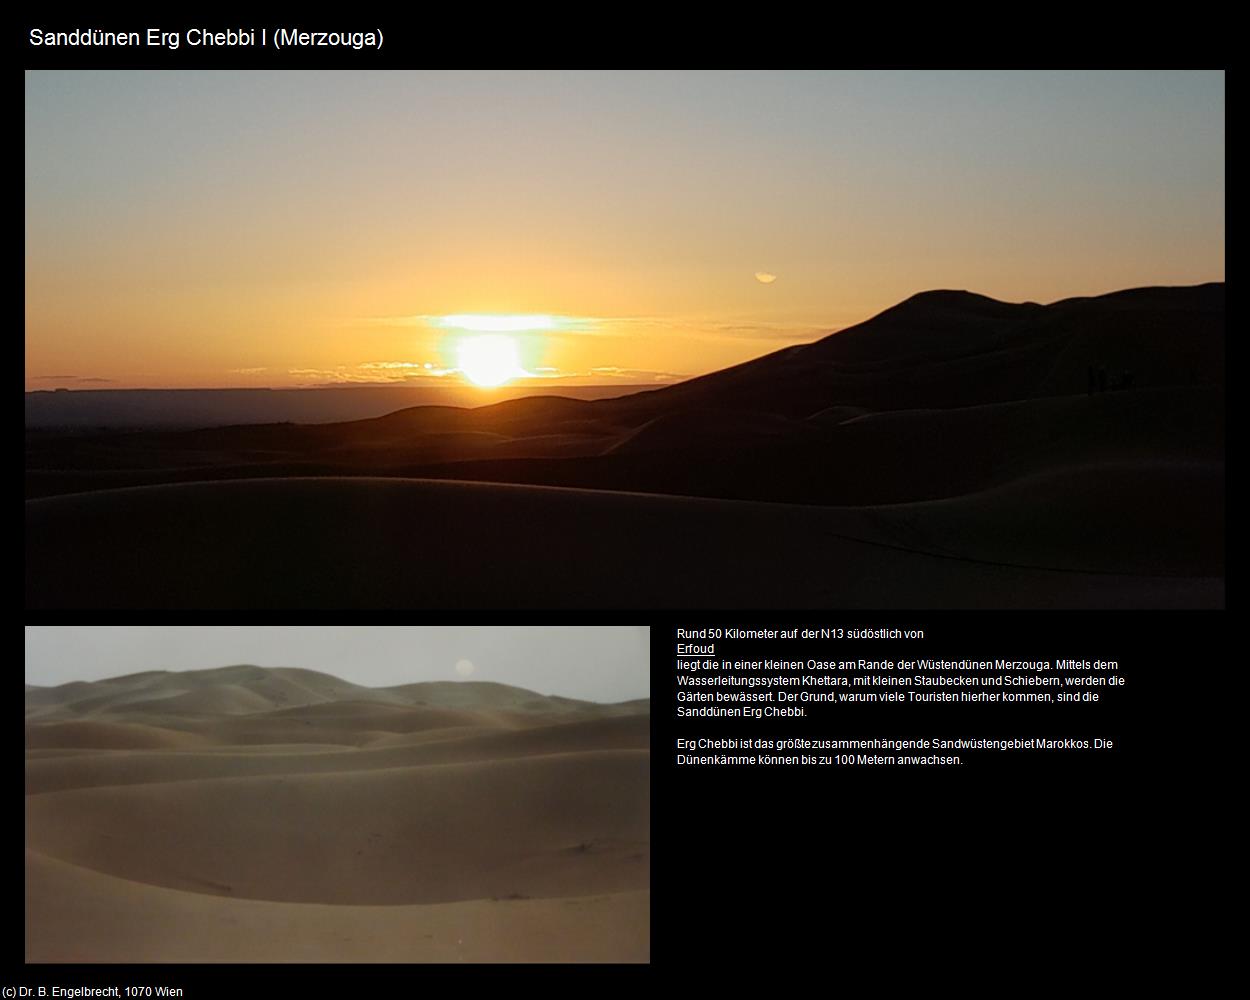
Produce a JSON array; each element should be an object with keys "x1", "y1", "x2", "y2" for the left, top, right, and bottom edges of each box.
[{"x1": 25, "y1": 70, "x2": 1225, "y2": 608}]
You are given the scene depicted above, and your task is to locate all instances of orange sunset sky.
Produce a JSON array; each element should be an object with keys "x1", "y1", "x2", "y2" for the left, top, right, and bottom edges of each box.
[{"x1": 25, "y1": 70, "x2": 1224, "y2": 391}]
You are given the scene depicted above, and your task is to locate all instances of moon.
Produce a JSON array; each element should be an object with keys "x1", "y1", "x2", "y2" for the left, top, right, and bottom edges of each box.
[
  {"x1": 754, "y1": 271, "x2": 777, "y2": 284},
  {"x1": 454, "y1": 658, "x2": 476, "y2": 678}
]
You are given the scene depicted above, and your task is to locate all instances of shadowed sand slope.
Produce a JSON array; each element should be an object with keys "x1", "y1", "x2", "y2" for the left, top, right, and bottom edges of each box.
[
  {"x1": 27, "y1": 852, "x2": 649, "y2": 964},
  {"x1": 26, "y1": 715, "x2": 651, "y2": 795},
  {"x1": 25, "y1": 669, "x2": 650, "y2": 963},
  {"x1": 26, "y1": 478, "x2": 1222, "y2": 608}
]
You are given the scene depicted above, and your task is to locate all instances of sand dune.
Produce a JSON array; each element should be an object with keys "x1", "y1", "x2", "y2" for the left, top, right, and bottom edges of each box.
[
  {"x1": 25, "y1": 669, "x2": 650, "y2": 962},
  {"x1": 27, "y1": 668, "x2": 615, "y2": 719},
  {"x1": 26, "y1": 477, "x2": 1222, "y2": 608},
  {"x1": 607, "y1": 409, "x2": 820, "y2": 455},
  {"x1": 26, "y1": 715, "x2": 651, "y2": 796},
  {"x1": 853, "y1": 459, "x2": 1224, "y2": 575},
  {"x1": 27, "y1": 752, "x2": 648, "y2": 905},
  {"x1": 24, "y1": 720, "x2": 213, "y2": 751},
  {"x1": 24, "y1": 283, "x2": 1224, "y2": 607},
  {"x1": 27, "y1": 852, "x2": 649, "y2": 963}
]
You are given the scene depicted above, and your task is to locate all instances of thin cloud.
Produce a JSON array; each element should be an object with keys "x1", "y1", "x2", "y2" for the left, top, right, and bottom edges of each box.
[
  {"x1": 363, "y1": 314, "x2": 605, "y2": 334},
  {"x1": 563, "y1": 316, "x2": 826, "y2": 343},
  {"x1": 707, "y1": 322, "x2": 829, "y2": 341},
  {"x1": 288, "y1": 366, "x2": 457, "y2": 385},
  {"x1": 590, "y1": 366, "x2": 685, "y2": 382},
  {"x1": 29, "y1": 375, "x2": 116, "y2": 383},
  {"x1": 286, "y1": 360, "x2": 684, "y2": 387},
  {"x1": 361, "y1": 311, "x2": 827, "y2": 344}
]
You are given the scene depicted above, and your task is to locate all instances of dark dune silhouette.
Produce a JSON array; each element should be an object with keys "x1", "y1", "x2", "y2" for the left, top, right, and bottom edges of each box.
[
  {"x1": 25, "y1": 283, "x2": 1224, "y2": 609},
  {"x1": 24, "y1": 383, "x2": 649, "y2": 430}
]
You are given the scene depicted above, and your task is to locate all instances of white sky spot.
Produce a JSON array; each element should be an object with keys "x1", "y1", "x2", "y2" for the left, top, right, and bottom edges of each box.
[
  {"x1": 755, "y1": 272, "x2": 778, "y2": 284},
  {"x1": 454, "y1": 658, "x2": 476, "y2": 678}
]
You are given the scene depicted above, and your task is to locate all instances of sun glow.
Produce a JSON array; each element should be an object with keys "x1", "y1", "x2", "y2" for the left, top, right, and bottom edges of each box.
[
  {"x1": 440, "y1": 314, "x2": 554, "y2": 332},
  {"x1": 456, "y1": 335, "x2": 526, "y2": 387}
]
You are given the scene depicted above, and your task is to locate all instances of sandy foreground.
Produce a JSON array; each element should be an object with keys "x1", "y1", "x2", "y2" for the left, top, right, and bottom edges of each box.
[
  {"x1": 25, "y1": 670, "x2": 650, "y2": 963},
  {"x1": 25, "y1": 475, "x2": 1222, "y2": 609}
]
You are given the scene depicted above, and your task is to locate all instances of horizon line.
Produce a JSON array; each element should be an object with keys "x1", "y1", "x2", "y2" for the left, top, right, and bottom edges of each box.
[{"x1": 24, "y1": 664, "x2": 652, "y2": 705}]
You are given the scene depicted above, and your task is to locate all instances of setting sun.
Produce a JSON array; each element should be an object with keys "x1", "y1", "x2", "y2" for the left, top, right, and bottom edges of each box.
[{"x1": 456, "y1": 334, "x2": 526, "y2": 387}]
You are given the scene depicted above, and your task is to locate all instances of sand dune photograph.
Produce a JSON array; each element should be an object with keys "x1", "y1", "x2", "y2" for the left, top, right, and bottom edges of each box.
[
  {"x1": 24, "y1": 71, "x2": 1224, "y2": 608},
  {"x1": 24, "y1": 626, "x2": 651, "y2": 963}
]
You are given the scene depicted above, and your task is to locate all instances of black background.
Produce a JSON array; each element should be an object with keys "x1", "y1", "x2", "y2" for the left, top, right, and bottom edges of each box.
[
  {"x1": 21, "y1": 16, "x2": 1224, "y2": 71},
  {"x1": 654, "y1": 610, "x2": 1193, "y2": 977},
  {"x1": 17, "y1": 609, "x2": 1218, "y2": 990},
  {"x1": 21, "y1": 27, "x2": 1226, "y2": 991}
]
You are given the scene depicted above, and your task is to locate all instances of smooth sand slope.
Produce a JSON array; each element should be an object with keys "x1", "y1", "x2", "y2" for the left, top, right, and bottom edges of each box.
[
  {"x1": 25, "y1": 477, "x2": 1222, "y2": 608},
  {"x1": 25, "y1": 669, "x2": 650, "y2": 963}
]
